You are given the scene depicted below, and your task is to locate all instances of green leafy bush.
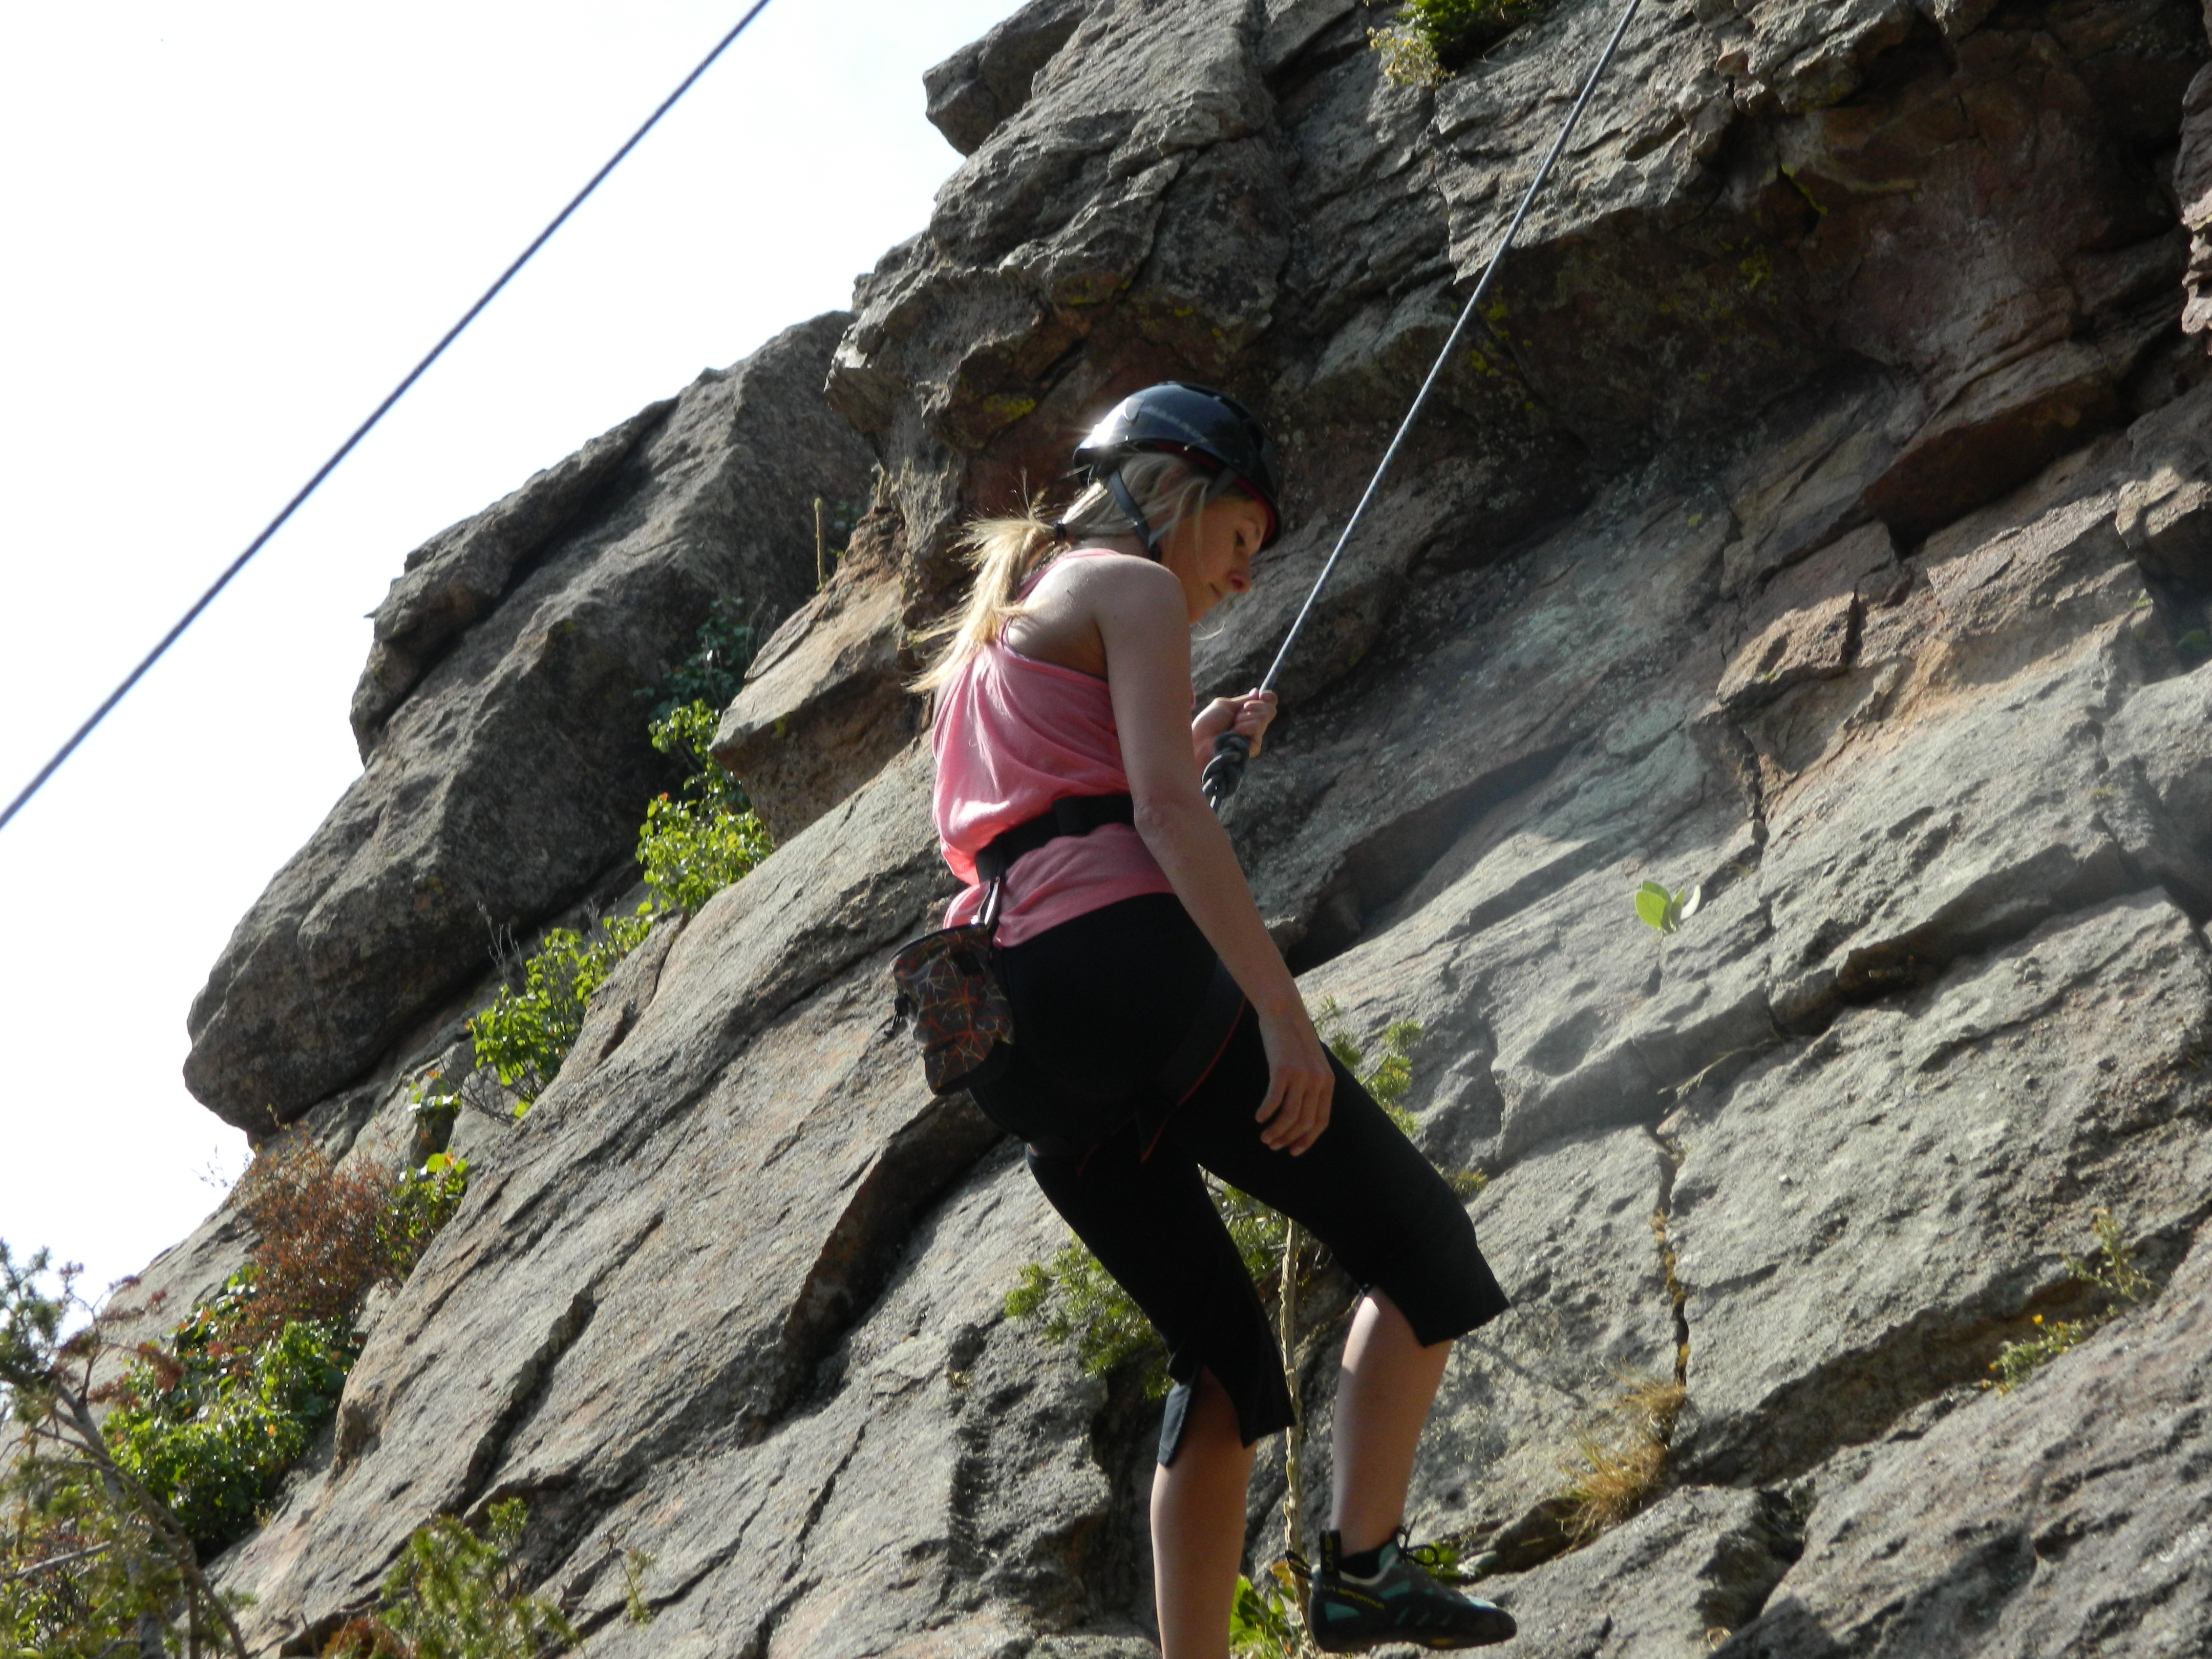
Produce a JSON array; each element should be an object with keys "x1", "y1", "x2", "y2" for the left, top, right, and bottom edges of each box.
[
  {"x1": 1370, "y1": 0, "x2": 1551, "y2": 84},
  {"x1": 469, "y1": 909, "x2": 656, "y2": 1111},
  {"x1": 637, "y1": 792, "x2": 771, "y2": 916},
  {"x1": 5, "y1": 1137, "x2": 477, "y2": 1651},
  {"x1": 381, "y1": 1153, "x2": 470, "y2": 1284},
  {"x1": 107, "y1": 1302, "x2": 355, "y2": 1554},
  {"x1": 642, "y1": 597, "x2": 763, "y2": 722},
  {"x1": 637, "y1": 700, "x2": 772, "y2": 913},
  {"x1": 2, "y1": 1244, "x2": 248, "y2": 1656},
  {"x1": 323, "y1": 1497, "x2": 576, "y2": 1659},
  {"x1": 86, "y1": 1142, "x2": 471, "y2": 1560}
]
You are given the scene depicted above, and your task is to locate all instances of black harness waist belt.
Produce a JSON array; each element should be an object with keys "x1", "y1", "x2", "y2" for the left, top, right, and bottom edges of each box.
[
  {"x1": 974, "y1": 792, "x2": 1136, "y2": 884},
  {"x1": 971, "y1": 792, "x2": 1246, "y2": 1137}
]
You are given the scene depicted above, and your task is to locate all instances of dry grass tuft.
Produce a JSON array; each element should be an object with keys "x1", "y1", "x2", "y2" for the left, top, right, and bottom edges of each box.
[{"x1": 1559, "y1": 1375, "x2": 1686, "y2": 1544}]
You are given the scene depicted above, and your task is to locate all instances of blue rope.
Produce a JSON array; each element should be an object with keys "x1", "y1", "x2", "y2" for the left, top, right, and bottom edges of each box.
[{"x1": 0, "y1": 1, "x2": 777, "y2": 839}]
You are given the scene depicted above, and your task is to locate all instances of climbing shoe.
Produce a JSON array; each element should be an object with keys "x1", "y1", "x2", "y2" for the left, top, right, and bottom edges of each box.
[{"x1": 1307, "y1": 1528, "x2": 1517, "y2": 1651}]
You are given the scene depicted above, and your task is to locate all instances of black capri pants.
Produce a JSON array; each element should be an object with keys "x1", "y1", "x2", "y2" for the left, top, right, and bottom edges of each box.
[{"x1": 969, "y1": 894, "x2": 1509, "y2": 1464}]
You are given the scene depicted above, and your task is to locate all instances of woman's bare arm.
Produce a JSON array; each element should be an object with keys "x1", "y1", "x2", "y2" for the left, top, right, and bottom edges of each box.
[{"x1": 1083, "y1": 556, "x2": 1334, "y2": 1153}]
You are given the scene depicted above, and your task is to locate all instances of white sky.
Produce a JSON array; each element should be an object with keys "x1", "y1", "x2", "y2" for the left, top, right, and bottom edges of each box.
[{"x1": 0, "y1": 0, "x2": 1016, "y2": 1301}]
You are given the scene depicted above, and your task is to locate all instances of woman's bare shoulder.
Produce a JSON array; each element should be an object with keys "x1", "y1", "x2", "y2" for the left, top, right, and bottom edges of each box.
[
  {"x1": 1041, "y1": 549, "x2": 1181, "y2": 607},
  {"x1": 1037, "y1": 547, "x2": 1169, "y2": 587},
  {"x1": 1008, "y1": 550, "x2": 1181, "y2": 676}
]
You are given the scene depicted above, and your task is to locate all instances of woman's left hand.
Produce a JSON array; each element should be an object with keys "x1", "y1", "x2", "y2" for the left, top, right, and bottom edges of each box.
[{"x1": 1192, "y1": 688, "x2": 1278, "y2": 769}]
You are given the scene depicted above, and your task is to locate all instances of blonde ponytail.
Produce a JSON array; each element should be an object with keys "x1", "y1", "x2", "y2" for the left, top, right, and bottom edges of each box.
[{"x1": 912, "y1": 452, "x2": 1224, "y2": 694}]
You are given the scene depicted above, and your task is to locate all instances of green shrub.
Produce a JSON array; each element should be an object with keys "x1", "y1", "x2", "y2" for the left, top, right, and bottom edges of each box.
[
  {"x1": 642, "y1": 597, "x2": 763, "y2": 723},
  {"x1": 2, "y1": 1244, "x2": 242, "y2": 1656},
  {"x1": 469, "y1": 910, "x2": 656, "y2": 1111},
  {"x1": 381, "y1": 1153, "x2": 470, "y2": 1284},
  {"x1": 323, "y1": 1498, "x2": 576, "y2": 1659},
  {"x1": 637, "y1": 700, "x2": 772, "y2": 913},
  {"x1": 637, "y1": 792, "x2": 771, "y2": 916},
  {"x1": 88, "y1": 1144, "x2": 473, "y2": 1559},
  {"x1": 107, "y1": 1309, "x2": 354, "y2": 1555},
  {"x1": 1370, "y1": 0, "x2": 1552, "y2": 84},
  {"x1": 4, "y1": 1137, "x2": 478, "y2": 1650}
]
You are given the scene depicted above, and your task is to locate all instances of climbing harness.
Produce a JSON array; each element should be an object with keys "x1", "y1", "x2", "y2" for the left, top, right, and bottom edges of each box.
[
  {"x1": 1200, "y1": 0, "x2": 1648, "y2": 811},
  {"x1": 0, "y1": 2, "x2": 777, "y2": 841},
  {"x1": 889, "y1": 792, "x2": 1245, "y2": 1102}
]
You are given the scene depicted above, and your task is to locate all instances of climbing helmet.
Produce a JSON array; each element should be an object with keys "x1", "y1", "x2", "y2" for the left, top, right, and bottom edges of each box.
[{"x1": 1071, "y1": 381, "x2": 1283, "y2": 550}]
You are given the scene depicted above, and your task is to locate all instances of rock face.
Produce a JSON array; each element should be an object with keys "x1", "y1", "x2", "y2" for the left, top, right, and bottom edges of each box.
[
  {"x1": 182, "y1": 314, "x2": 873, "y2": 1134},
  {"x1": 126, "y1": 0, "x2": 2212, "y2": 1653}
]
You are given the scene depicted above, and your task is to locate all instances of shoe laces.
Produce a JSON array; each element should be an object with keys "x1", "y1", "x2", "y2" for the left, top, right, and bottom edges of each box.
[{"x1": 1394, "y1": 1526, "x2": 1467, "y2": 1585}]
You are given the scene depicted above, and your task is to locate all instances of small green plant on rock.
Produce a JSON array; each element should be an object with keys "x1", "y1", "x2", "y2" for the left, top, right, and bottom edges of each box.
[
  {"x1": 1230, "y1": 1558, "x2": 1314, "y2": 1658},
  {"x1": 1633, "y1": 879, "x2": 1699, "y2": 936},
  {"x1": 1369, "y1": 0, "x2": 1555, "y2": 86},
  {"x1": 1984, "y1": 1206, "x2": 2149, "y2": 1394},
  {"x1": 322, "y1": 1498, "x2": 576, "y2": 1659}
]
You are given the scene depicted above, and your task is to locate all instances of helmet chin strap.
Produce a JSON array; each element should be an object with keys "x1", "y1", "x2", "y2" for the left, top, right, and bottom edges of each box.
[{"x1": 1103, "y1": 468, "x2": 1165, "y2": 559}]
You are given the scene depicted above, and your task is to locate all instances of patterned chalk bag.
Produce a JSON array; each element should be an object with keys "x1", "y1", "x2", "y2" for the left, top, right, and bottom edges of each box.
[{"x1": 889, "y1": 881, "x2": 1014, "y2": 1095}]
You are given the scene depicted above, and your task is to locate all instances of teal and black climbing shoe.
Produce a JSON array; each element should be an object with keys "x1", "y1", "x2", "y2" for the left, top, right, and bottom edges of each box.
[{"x1": 1307, "y1": 1528, "x2": 1516, "y2": 1651}]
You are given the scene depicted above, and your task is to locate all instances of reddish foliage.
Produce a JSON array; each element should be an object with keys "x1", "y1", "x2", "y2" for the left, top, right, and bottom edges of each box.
[
  {"x1": 229, "y1": 1143, "x2": 395, "y2": 1348},
  {"x1": 322, "y1": 1615, "x2": 414, "y2": 1657}
]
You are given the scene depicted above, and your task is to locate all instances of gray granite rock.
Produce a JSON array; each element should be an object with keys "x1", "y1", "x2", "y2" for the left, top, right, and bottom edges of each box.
[
  {"x1": 924, "y1": 0, "x2": 1094, "y2": 157},
  {"x1": 1722, "y1": 1213, "x2": 2212, "y2": 1656},
  {"x1": 183, "y1": 315, "x2": 873, "y2": 1133},
  {"x1": 1671, "y1": 890, "x2": 2212, "y2": 1485},
  {"x1": 711, "y1": 557, "x2": 916, "y2": 841},
  {"x1": 1486, "y1": 1485, "x2": 1804, "y2": 1657}
]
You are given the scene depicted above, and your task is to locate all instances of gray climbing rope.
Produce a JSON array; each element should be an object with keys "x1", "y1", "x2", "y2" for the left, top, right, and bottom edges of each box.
[{"x1": 1203, "y1": 0, "x2": 1648, "y2": 810}]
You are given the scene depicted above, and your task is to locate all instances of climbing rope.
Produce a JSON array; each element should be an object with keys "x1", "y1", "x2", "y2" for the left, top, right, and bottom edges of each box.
[
  {"x1": 1202, "y1": 0, "x2": 1648, "y2": 810},
  {"x1": 0, "y1": 1, "x2": 777, "y2": 841}
]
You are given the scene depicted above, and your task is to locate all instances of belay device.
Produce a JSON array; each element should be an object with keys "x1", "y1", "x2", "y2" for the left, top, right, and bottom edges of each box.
[{"x1": 1200, "y1": 0, "x2": 1648, "y2": 812}]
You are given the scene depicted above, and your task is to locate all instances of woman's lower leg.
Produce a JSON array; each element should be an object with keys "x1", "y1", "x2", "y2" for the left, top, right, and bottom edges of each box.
[
  {"x1": 1330, "y1": 1291, "x2": 1452, "y2": 1555},
  {"x1": 1151, "y1": 1369, "x2": 1254, "y2": 1659}
]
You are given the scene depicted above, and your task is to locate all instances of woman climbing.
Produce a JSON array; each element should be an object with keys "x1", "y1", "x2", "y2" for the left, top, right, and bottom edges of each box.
[{"x1": 915, "y1": 383, "x2": 1515, "y2": 1656}]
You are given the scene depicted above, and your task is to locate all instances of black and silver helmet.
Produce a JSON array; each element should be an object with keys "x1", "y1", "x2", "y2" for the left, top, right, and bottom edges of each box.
[{"x1": 1072, "y1": 382, "x2": 1284, "y2": 552}]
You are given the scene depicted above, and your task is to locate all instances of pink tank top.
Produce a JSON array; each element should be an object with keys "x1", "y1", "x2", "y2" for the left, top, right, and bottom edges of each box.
[{"x1": 932, "y1": 551, "x2": 1183, "y2": 945}]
